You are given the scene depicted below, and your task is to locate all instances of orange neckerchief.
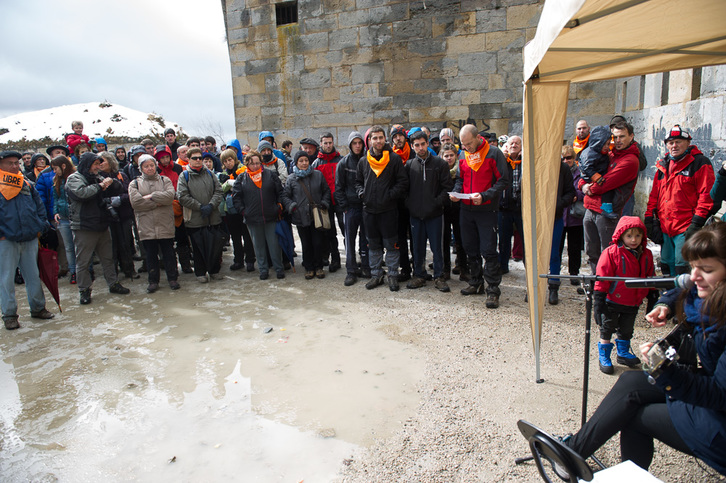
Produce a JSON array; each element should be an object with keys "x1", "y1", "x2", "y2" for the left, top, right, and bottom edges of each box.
[
  {"x1": 176, "y1": 158, "x2": 189, "y2": 167},
  {"x1": 392, "y1": 143, "x2": 410, "y2": 165},
  {"x1": 367, "y1": 150, "x2": 390, "y2": 177},
  {"x1": 34, "y1": 166, "x2": 44, "y2": 179},
  {"x1": 226, "y1": 165, "x2": 245, "y2": 180},
  {"x1": 247, "y1": 167, "x2": 263, "y2": 188},
  {"x1": 507, "y1": 155, "x2": 521, "y2": 171},
  {"x1": 573, "y1": 134, "x2": 590, "y2": 154},
  {"x1": 0, "y1": 169, "x2": 25, "y2": 200},
  {"x1": 464, "y1": 140, "x2": 490, "y2": 172}
]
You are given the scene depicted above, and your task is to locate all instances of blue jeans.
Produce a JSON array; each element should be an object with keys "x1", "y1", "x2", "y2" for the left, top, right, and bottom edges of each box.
[
  {"x1": 344, "y1": 207, "x2": 369, "y2": 275},
  {"x1": 661, "y1": 232, "x2": 688, "y2": 275},
  {"x1": 247, "y1": 222, "x2": 283, "y2": 274},
  {"x1": 0, "y1": 239, "x2": 46, "y2": 317},
  {"x1": 548, "y1": 218, "x2": 565, "y2": 286},
  {"x1": 410, "y1": 215, "x2": 444, "y2": 278},
  {"x1": 57, "y1": 218, "x2": 76, "y2": 273}
]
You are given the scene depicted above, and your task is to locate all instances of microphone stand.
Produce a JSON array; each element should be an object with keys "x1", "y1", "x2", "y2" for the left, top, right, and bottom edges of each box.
[{"x1": 516, "y1": 273, "x2": 646, "y2": 470}]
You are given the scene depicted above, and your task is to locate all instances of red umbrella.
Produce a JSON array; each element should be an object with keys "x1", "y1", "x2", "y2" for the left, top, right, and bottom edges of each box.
[{"x1": 38, "y1": 246, "x2": 62, "y2": 312}]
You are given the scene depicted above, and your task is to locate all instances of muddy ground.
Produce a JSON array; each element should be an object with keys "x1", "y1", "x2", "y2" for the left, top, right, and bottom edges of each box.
[{"x1": 0, "y1": 241, "x2": 718, "y2": 482}]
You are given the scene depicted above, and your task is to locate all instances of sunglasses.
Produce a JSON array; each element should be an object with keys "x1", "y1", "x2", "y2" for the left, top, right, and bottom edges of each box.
[
  {"x1": 562, "y1": 156, "x2": 574, "y2": 160},
  {"x1": 190, "y1": 156, "x2": 203, "y2": 160}
]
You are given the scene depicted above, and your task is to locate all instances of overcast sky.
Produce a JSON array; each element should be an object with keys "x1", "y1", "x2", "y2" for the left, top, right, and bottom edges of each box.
[{"x1": 0, "y1": 0, "x2": 236, "y2": 140}]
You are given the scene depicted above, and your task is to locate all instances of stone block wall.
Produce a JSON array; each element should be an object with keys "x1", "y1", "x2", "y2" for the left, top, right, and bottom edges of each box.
[{"x1": 223, "y1": 0, "x2": 548, "y2": 147}]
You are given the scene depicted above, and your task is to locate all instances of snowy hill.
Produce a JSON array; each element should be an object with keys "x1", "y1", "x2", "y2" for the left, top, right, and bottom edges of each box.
[{"x1": 0, "y1": 102, "x2": 183, "y2": 144}]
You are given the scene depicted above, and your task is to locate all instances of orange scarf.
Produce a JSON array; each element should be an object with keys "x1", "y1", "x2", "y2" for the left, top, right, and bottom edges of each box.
[
  {"x1": 0, "y1": 169, "x2": 25, "y2": 200},
  {"x1": 247, "y1": 167, "x2": 263, "y2": 188},
  {"x1": 226, "y1": 165, "x2": 246, "y2": 180},
  {"x1": 573, "y1": 134, "x2": 590, "y2": 154},
  {"x1": 177, "y1": 158, "x2": 189, "y2": 167},
  {"x1": 392, "y1": 143, "x2": 410, "y2": 165},
  {"x1": 34, "y1": 166, "x2": 44, "y2": 179},
  {"x1": 507, "y1": 155, "x2": 521, "y2": 170},
  {"x1": 367, "y1": 150, "x2": 390, "y2": 177},
  {"x1": 464, "y1": 140, "x2": 490, "y2": 172}
]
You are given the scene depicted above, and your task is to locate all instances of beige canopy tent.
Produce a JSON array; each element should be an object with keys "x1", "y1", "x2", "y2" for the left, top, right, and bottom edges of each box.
[{"x1": 522, "y1": 0, "x2": 726, "y2": 381}]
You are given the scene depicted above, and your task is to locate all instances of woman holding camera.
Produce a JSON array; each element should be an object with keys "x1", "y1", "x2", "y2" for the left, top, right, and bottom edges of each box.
[{"x1": 556, "y1": 222, "x2": 726, "y2": 476}]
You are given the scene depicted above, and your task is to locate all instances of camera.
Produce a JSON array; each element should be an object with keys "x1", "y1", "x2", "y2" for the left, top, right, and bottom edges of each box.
[
  {"x1": 643, "y1": 339, "x2": 679, "y2": 379},
  {"x1": 102, "y1": 198, "x2": 119, "y2": 222}
]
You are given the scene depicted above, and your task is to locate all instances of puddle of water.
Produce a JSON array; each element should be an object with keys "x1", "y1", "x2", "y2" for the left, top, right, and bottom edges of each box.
[{"x1": 0, "y1": 274, "x2": 425, "y2": 481}]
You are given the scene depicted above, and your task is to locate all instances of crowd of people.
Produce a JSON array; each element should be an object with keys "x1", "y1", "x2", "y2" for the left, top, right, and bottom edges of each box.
[{"x1": 1, "y1": 115, "x2": 725, "y2": 476}]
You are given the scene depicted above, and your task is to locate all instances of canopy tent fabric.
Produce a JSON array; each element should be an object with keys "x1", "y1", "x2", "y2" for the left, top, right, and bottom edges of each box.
[{"x1": 521, "y1": 0, "x2": 726, "y2": 381}]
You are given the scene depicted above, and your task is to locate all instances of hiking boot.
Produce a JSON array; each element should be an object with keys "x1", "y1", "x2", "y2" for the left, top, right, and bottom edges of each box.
[
  {"x1": 14, "y1": 269, "x2": 24, "y2": 285},
  {"x1": 598, "y1": 342, "x2": 615, "y2": 374},
  {"x1": 276, "y1": 270, "x2": 286, "y2": 279},
  {"x1": 570, "y1": 278, "x2": 580, "y2": 286},
  {"x1": 485, "y1": 293, "x2": 500, "y2": 309},
  {"x1": 259, "y1": 272, "x2": 269, "y2": 280},
  {"x1": 615, "y1": 339, "x2": 641, "y2": 367},
  {"x1": 452, "y1": 265, "x2": 461, "y2": 275},
  {"x1": 70, "y1": 272, "x2": 77, "y2": 284},
  {"x1": 459, "y1": 272, "x2": 471, "y2": 282},
  {"x1": 460, "y1": 283, "x2": 484, "y2": 296},
  {"x1": 548, "y1": 286, "x2": 559, "y2": 305},
  {"x1": 398, "y1": 272, "x2": 411, "y2": 283},
  {"x1": 230, "y1": 262, "x2": 243, "y2": 271},
  {"x1": 246, "y1": 262, "x2": 255, "y2": 272},
  {"x1": 315, "y1": 269, "x2": 325, "y2": 279},
  {"x1": 329, "y1": 260, "x2": 341, "y2": 273},
  {"x1": 365, "y1": 275, "x2": 384, "y2": 290},
  {"x1": 30, "y1": 308, "x2": 54, "y2": 320},
  {"x1": 344, "y1": 274, "x2": 357, "y2": 286},
  {"x1": 197, "y1": 275, "x2": 209, "y2": 283},
  {"x1": 146, "y1": 283, "x2": 159, "y2": 294},
  {"x1": 3, "y1": 315, "x2": 20, "y2": 330},
  {"x1": 442, "y1": 270, "x2": 451, "y2": 281},
  {"x1": 434, "y1": 277, "x2": 450, "y2": 293},
  {"x1": 109, "y1": 282, "x2": 130, "y2": 295},
  {"x1": 406, "y1": 277, "x2": 426, "y2": 289},
  {"x1": 169, "y1": 280, "x2": 181, "y2": 290},
  {"x1": 360, "y1": 268, "x2": 372, "y2": 279},
  {"x1": 305, "y1": 271, "x2": 315, "y2": 280},
  {"x1": 388, "y1": 275, "x2": 400, "y2": 292},
  {"x1": 80, "y1": 289, "x2": 92, "y2": 305}
]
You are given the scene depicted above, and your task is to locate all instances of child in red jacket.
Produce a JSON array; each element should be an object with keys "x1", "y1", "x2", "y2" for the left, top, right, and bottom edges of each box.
[{"x1": 593, "y1": 216, "x2": 658, "y2": 374}]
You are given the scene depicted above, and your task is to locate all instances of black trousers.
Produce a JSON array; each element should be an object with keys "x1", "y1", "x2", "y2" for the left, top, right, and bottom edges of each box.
[
  {"x1": 224, "y1": 213, "x2": 255, "y2": 265},
  {"x1": 297, "y1": 224, "x2": 325, "y2": 271},
  {"x1": 443, "y1": 203, "x2": 466, "y2": 272},
  {"x1": 142, "y1": 238, "x2": 178, "y2": 283},
  {"x1": 567, "y1": 371, "x2": 692, "y2": 470},
  {"x1": 459, "y1": 208, "x2": 501, "y2": 294},
  {"x1": 559, "y1": 224, "x2": 584, "y2": 275},
  {"x1": 397, "y1": 202, "x2": 412, "y2": 275}
]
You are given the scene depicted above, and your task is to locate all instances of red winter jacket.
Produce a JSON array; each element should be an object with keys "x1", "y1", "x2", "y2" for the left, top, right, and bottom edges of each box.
[
  {"x1": 594, "y1": 216, "x2": 655, "y2": 306},
  {"x1": 313, "y1": 152, "x2": 341, "y2": 206},
  {"x1": 453, "y1": 141, "x2": 510, "y2": 212},
  {"x1": 644, "y1": 146, "x2": 715, "y2": 236},
  {"x1": 579, "y1": 142, "x2": 639, "y2": 214}
]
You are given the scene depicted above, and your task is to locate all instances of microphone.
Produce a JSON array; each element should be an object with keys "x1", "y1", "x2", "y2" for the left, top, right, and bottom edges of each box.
[{"x1": 624, "y1": 274, "x2": 693, "y2": 290}]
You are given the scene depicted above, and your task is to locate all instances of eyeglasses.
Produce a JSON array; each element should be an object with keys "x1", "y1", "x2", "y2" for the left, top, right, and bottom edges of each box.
[
  {"x1": 190, "y1": 156, "x2": 203, "y2": 160},
  {"x1": 562, "y1": 156, "x2": 574, "y2": 160}
]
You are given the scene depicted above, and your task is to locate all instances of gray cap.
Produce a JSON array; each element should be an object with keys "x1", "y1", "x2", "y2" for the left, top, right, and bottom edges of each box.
[{"x1": 257, "y1": 140, "x2": 273, "y2": 152}]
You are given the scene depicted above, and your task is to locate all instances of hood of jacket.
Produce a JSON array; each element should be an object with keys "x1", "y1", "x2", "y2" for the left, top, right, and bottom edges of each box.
[
  {"x1": 611, "y1": 215, "x2": 647, "y2": 247},
  {"x1": 77, "y1": 152, "x2": 99, "y2": 178},
  {"x1": 588, "y1": 125, "x2": 612, "y2": 153},
  {"x1": 227, "y1": 139, "x2": 243, "y2": 160}
]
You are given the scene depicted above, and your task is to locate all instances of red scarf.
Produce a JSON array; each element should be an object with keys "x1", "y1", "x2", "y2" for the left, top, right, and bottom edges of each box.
[
  {"x1": 317, "y1": 151, "x2": 340, "y2": 162},
  {"x1": 247, "y1": 167, "x2": 263, "y2": 188},
  {"x1": 392, "y1": 143, "x2": 411, "y2": 165},
  {"x1": 463, "y1": 139, "x2": 490, "y2": 172}
]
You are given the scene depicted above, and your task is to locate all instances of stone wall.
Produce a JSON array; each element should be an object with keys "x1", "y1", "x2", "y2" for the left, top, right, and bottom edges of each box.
[{"x1": 223, "y1": 0, "x2": 549, "y2": 147}]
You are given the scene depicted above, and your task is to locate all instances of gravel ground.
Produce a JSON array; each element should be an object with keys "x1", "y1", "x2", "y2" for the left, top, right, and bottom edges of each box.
[{"x1": 334, "y1": 263, "x2": 720, "y2": 482}]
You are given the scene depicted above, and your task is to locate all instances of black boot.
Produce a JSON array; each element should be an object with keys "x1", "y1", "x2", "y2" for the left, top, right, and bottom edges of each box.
[{"x1": 548, "y1": 285, "x2": 559, "y2": 305}]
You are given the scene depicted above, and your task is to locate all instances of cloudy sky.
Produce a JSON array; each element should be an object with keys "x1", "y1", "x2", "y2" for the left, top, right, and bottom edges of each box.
[{"x1": 0, "y1": 0, "x2": 236, "y2": 140}]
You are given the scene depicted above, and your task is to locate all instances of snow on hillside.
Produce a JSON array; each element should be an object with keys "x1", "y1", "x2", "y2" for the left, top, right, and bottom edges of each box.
[{"x1": 0, "y1": 102, "x2": 182, "y2": 143}]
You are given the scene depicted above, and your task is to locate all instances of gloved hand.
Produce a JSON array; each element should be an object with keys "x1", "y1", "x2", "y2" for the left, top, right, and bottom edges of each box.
[
  {"x1": 110, "y1": 196, "x2": 122, "y2": 208},
  {"x1": 593, "y1": 291, "x2": 609, "y2": 327},
  {"x1": 643, "y1": 217, "x2": 654, "y2": 239},
  {"x1": 200, "y1": 204, "x2": 213, "y2": 218},
  {"x1": 683, "y1": 215, "x2": 706, "y2": 240}
]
